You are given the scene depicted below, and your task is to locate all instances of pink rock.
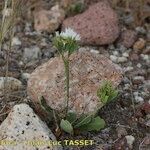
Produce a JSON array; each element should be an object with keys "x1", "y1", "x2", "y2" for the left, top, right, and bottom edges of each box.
[
  {"x1": 120, "y1": 30, "x2": 137, "y2": 48},
  {"x1": 62, "y1": 1, "x2": 120, "y2": 45},
  {"x1": 34, "y1": 5, "x2": 65, "y2": 32},
  {"x1": 27, "y1": 49, "x2": 123, "y2": 116}
]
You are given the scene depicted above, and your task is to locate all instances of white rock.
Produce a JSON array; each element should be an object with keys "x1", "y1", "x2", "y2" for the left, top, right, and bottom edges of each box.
[
  {"x1": 134, "y1": 96, "x2": 144, "y2": 103},
  {"x1": 133, "y1": 76, "x2": 145, "y2": 83},
  {"x1": 122, "y1": 52, "x2": 129, "y2": 58},
  {"x1": 140, "y1": 54, "x2": 150, "y2": 61},
  {"x1": 125, "y1": 135, "x2": 135, "y2": 149},
  {"x1": 0, "y1": 104, "x2": 62, "y2": 150},
  {"x1": 124, "y1": 66, "x2": 134, "y2": 72},
  {"x1": 137, "y1": 63, "x2": 142, "y2": 68},
  {"x1": 90, "y1": 49, "x2": 99, "y2": 54},
  {"x1": 23, "y1": 46, "x2": 41, "y2": 62},
  {"x1": 133, "y1": 92, "x2": 139, "y2": 96},
  {"x1": 135, "y1": 27, "x2": 146, "y2": 34},
  {"x1": 123, "y1": 83, "x2": 130, "y2": 90},
  {"x1": 112, "y1": 51, "x2": 119, "y2": 56},
  {"x1": 108, "y1": 44, "x2": 115, "y2": 50},
  {"x1": 110, "y1": 55, "x2": 118, "y2": 62},
  {"x1": 0, "y1": 77, "x2": 22, "y2": 92},
  {"x1": 12, "y1": 37, "x2": 21, "y2": 46},
  {"x1": 21, "y1": 73, "x2": 30, "y2": 81},
  {"x1": 118, "y1": 57, "x2": 128, "y2": 63}
]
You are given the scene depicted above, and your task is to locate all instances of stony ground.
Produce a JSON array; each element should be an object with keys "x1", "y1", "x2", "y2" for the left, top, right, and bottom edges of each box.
[{"x1": 0, "y1": 0, "x2": 149, "y2": 150}]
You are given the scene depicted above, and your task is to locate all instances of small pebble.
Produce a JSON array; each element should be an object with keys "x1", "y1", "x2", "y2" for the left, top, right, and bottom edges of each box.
[
  {"x1": 125, "y1": 135, "x2": 135, "y2": 149},
  {"x1": 110, "y1": 55, "x2": 118, "y2": 62},
  {"x1": 122, "y1": 52, "x2": 129, "y2": 58},
  {"x1": 134, "y1": 96, "x2": 144, "y2": 103},
  {"x1": 133, "y1": 76, "x2": 145, "y2": 84},
  {"x1": 112, "y1": 51, "x2": 119, "y2": 56},
  {"x1": 133, "y1": 38, "x2": 146, "y2": 51},
  {"x1": 21, "y1": 73, "x2": 30, "y2": 81},
  {"x1": 137, "y1": 63, "x2": 142, "y2": 68},
  {"x1": 124, "y1": 66, "x2": 134, "y2": 72},
  {"x1": 135, "y1": 27, "x2": 146, "y2": 34},
  {"x1": 90, "y1": 49, "x2": 99, "y2": 54},
  {"x1": 12, "y1": 37, "x2": 21, "y2": 46},
  {"x1": 118, "y1": 57, "x2": 128, "y2": 63},
  {"x1": 140, "y1": 54, "x2": 149, "y2": 62}
]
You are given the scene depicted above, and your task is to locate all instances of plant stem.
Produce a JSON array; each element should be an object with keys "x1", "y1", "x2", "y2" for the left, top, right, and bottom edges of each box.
[{"x1": 64, "y1": 58, "x2": 70, "y2": 115}]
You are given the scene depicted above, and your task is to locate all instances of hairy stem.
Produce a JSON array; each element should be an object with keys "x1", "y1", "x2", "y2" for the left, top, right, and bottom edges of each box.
[{"x1": 64, "y1": 58, "x2": 70, "y2": 115}]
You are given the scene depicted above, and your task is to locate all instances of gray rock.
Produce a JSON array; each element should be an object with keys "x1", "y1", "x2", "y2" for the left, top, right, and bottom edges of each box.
[
  {"x1": 12, "y1": 37, "x2": 22, "y2": 46},
  {"x1": 122, "y1": 52, "x2": 129, "y2": 58},
  {"x1": 0, "y1": 77, "x2": 22, "y2": 94},
  {"x1": 134, "y1": 96, "x2": 144, "y2": 103},
  {"x1": 21, "y1": 73, "x2": 30, "y2": 81},
  {"x1": 110, "y1": 55, "x2": 118, "y2": 63},
  {"x1": 117, "y1": 57, "x2": 128, "y2": 63},
  {"x1": 23, "y1": 46, "x2": 41, "y2": 62},
  {"x1": 0, "y1": 104, "x2": 62, "y2": 150}
]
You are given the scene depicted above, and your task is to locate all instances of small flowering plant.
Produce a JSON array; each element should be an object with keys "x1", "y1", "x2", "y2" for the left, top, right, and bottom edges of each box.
[
  {"x1": 41, "y1": 28, "x2": 118, "y2": 135},
  {"x1": 53, "y1": 28, "x2": 81, "y2": 115}
]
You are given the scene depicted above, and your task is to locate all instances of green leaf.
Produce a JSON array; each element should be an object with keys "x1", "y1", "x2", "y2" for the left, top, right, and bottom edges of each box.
[
  {"x1": 40, "y1": 96, "x2": 53, "y2": 114},
  {"x1": 74, "y1": 115, "x2": 92, "y2": 128},
  {"x1": 66, "y1": 112, "x2": 77, "y2": 123},
  {"x1": 60, "y1": 119, "x2": 74, "y2": 134},
  {"x1": 79, "y1": 117, "x2": 105, "y2": 132},
  {"x1": 97, "y1": 81, "x2": 118, "y2": 104}
]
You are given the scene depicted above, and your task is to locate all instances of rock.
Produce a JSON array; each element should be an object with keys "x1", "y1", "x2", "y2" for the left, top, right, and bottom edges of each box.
[
  {"x1": 133, "y1": 76, "x2": 145, "y2": 84},
  {"x1": 124, "y1": 66, "x2": 134, "y2": 72},
  {"x1": 110, "y1": 55, "x2": 118, "y2": 63},
  {"x1": 116, "y1": 126, "x2": 127, "y2": 138},
  {"x1": 27, "y1": 49, "x2": 123, "y2": 116},
  {"x1": 62, "y1": 1, "x2": 119, "y2": 45},
  {"x1": 140, "y1": 136, "x2": 150, "y2": 150},
  {"x1": 113, "y1": 137, "x2": 128, "y2": 150},
  {"x1": 133, "y1": 38, "x2": 146, "y2": 51},
  {"x1": 125, "y1": 135, "x2": 135, "y2": 149},
  {"x1": 0, "y1": 77, "x2": 22, "y2": 93},
  {"x1": 117, "y1": 57, "x2": 127, "y2": 63},
  {"x1": 12, "y1": 37, "x2": 22, "y2": 46},
  {"x1": 130, "y1": 53, "x2": 139, "y2": 61},
  {"x1": 120, "y1": 30, "x2": 137, "y2": 48},
  {"x1": 21, "y1": 73, "x2": 30, "y2": 81},
  {"x1": 0, "y1": 104, "x2": 62, "y2": 150},
  {"x1": 34, "y1": 5, "x2": 65, "y2": 33},
  {"x1": 141, "y1": 102, "x2": 150, "y2": 115},
  {"x1": 146, "y1": 119, "x2": 150, "y2": 127},
  {"x1": 122, "y1": 52, "x2": 129, "y2": 58},
  {"x1": 140, "y1": 54, "x2": 150, "y2": 62},
  {"x1": 134, "y1": 96, "x2": 144, "y2": 103},
  {"x1": 135, "y1": 27, "x2": 146, "y2": 35},
  {"x1": 23, "y1": 46, "x2": 41, "y2": 62},
  {"x1": 112, "y1": 51, "x2": 119, "y2": 56}
]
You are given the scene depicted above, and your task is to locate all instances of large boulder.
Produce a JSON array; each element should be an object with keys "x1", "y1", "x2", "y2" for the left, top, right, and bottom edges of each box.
[
  {"x1": 27, "y1": 48, "x2": 123, "y2": 116},
  {"x1": 62, "y1": 1, "x2": 120, "y2": 45},
  {"x1": 0, "y1": 104, "x2": 62, "y2": 150}
]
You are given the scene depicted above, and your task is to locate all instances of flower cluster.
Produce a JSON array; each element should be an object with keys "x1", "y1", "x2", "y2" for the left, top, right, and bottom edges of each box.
[{"x1": 53, "y1": 28, "x2": 80, "y2": 56}]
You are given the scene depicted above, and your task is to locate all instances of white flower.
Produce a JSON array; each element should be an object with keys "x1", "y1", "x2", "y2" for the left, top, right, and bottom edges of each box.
[{"x1": 59, "y1": 28, "x2": 81, "y2": 41}]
